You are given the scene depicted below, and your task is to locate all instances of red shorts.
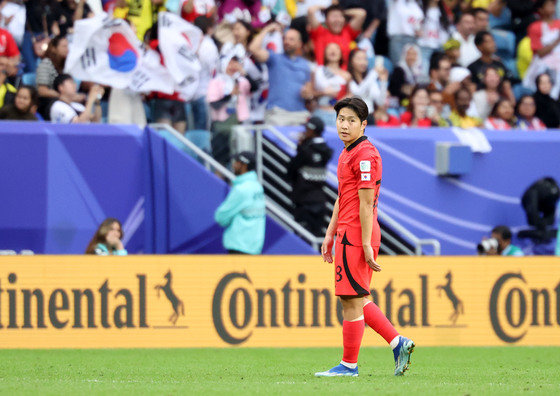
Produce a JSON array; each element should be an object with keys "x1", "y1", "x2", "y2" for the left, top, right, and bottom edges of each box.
[{"x1": 334, "y1": 232, "x2": 379, "y2": 296}]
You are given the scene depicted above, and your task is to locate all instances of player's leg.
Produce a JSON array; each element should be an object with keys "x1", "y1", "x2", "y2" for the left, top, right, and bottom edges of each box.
[{"x1": 315, "y1": 296, "x2": 364, "y2": 377}]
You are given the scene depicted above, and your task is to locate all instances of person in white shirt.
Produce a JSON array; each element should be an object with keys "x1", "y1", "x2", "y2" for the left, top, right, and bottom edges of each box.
[
  {"x1": 452, "y1": 12, "x2": 481, "y2": 67},
  {"x1": 348, "y1": 48, "x2": 388, "y2": 119},
  {"x1": 191, "y1": 16, "x2": 219, "y2": 130},
  {"x1": 418, "y1": 0, "x2": 451, "y2": 74},
  {"x1": 50, "y1": 74, "x2": 103, "y2": 123},
  {"x1": 387, "y1": 0, "x2": 424, "y2": 64}
]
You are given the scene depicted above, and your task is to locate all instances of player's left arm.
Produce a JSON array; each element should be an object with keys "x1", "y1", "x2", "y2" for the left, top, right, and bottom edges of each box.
[{"x1": 358, "y1": 188, "x2": 381, "y2": 272}]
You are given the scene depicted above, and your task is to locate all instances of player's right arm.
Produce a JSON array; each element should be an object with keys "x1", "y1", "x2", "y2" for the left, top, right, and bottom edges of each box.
[{"x1": 321, "y1": 197, "x2": 339, "y2": 263}]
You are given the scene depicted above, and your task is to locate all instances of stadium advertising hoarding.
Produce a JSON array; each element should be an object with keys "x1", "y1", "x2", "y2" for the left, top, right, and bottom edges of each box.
[{"x1": 0, "y1": 256, "x2": 558, "y2": 348}]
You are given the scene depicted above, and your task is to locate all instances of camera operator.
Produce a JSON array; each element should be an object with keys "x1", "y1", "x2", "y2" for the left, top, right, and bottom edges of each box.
[{"x1": 478, "y1": 225, "x2": 524, "y2": 256}]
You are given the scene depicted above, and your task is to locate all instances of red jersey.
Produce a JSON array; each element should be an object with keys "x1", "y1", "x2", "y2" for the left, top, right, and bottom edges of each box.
[
  {"x1": 310, "y1": 24, "x2": 360, "y2": 68},
  {"x1": 0, "y1": 28, "x2": 19, "y2": 58},
  {"x1": 336, "y1": 135, "x2": 382, "y2": 247}
]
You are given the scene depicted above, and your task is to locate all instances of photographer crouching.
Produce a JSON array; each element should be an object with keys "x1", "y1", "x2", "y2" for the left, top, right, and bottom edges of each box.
[{"x1": 478, "y1": 225, "x2": 524, "y2": 256}]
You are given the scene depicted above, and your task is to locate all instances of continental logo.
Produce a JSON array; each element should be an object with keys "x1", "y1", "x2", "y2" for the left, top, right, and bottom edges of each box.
[
  {"x1": 490, "y1": 272, "x2": 560, "y2": 343},
  {"x1": 212, "y1": 272, "x2": 432, "y2": 345}
]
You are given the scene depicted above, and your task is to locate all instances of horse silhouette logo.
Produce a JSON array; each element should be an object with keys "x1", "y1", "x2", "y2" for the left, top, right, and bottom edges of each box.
[
  {"x1": 155, "y1": 270, "x2": 185, "y2": 325},
  {"x1": 436, "y1": 271, "x2": 464, "y2": 325}
]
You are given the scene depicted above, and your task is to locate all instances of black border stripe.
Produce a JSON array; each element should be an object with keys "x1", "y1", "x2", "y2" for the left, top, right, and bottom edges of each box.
[
  {"x1": 376, "y1": 179, "x2": 381, "y2": 185},
  {"x1": 342, "y1": 243, "x2": 369, "y2": 296},
  {"x1": 346, "y1": 135, "x2": 368, "y2": 151}
]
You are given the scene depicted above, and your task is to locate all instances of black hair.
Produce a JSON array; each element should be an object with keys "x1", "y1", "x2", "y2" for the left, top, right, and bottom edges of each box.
[
  {"x1": 406, "y1": 84, "x2": 429, "y2": 112},
  {"x1": 234, "y1": 19, "x2": 255, "y2": 44},
  {"x1": 515, "y1": 94, "x2": 536, "y2": 116},
  {"x1": 17, "y1": 85, "x2": 38, "y2": 107},
  {"x1": 534, "y1": 0, "x2": 555, "y2": 12},
  {"x1": 194, "y1": 16, "x2": 213, "y2": 35},
  {"x1": 52, "y1": 73, "x2": 74, "y2": 92},
  {"x1": 456, "y1": 10, "x2": 474, "y2": 24},
  {"x1": 348, "y1": 49, "x2": 367, "y2": 82},
  {"x1": 535, "y1": 72, "x2": 554, "y2": 94},
  {"x1": 334, "y1": 96, "x2": 369, "y2": 122},
  {"x1": 472, "y1": 7, "x2": 489, "y2": 17},
  {"x1": 489, "y1": 98, "x2": 513, "y2": 119},
  {"x1": 324, "y1": 42, "x2": 344, "y2": 67},
  {"x1": 491, "y1": 225, "x2": 512, "y2": 241},
  {"x1": 422, "y1": 0, "x2": 451, "y2": 31},
  {"x1": 323, "y1": 4, "x2": 344, "y2": 18},
  {"x1": 429, "y1": 52, "x2": 448, "y2": 74},
  {"x1": 474, "y1": 30, "x2": 492, "y2": 47}
]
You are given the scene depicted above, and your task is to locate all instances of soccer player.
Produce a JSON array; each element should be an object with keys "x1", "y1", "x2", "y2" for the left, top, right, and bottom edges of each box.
[{"x1": 315, "y1": 97, "x2": 415, "y2": 377}]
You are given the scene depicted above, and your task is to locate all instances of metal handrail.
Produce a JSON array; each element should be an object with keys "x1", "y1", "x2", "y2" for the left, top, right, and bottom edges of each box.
[
  {"x1": 149, "y1": 123, "x2": 323, "y2": 251},
  {"x1": 248, "y1": 125, "x2": 442, "y2": 256}
]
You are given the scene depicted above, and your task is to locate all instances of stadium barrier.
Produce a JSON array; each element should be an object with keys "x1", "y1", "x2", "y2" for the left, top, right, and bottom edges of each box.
[{"x1": 0, "y1": 255, "x2": 558, "y2": 348}]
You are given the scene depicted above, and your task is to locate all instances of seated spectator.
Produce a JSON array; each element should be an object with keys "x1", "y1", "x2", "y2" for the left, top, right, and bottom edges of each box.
[
  {"x1": 443, "y1": 38, "x2": 461, "y2": 67},
  {"x1": 472, "y1": 7, "x2": 490, "y2": 34},
  {"x1": 468, "y1": 31, "x2": 515, "y2": 92},
  {"x1": 386, "y1": 0, "x2": 424, "y2": 64},
  {"x1": 373, "y1": 98, "x2": 400, "y2": 127},
  {"x1": 484, "y1": 98, "x2": 517, "y2": 130},
  {"x1": 85, "y1": 218, "x2": 128, "y2": 255},
  {"x1": 0, "y1": 85, "x2": 38, "y2": 121},
  {"x1": 446, "y1": 66, "x2": 475, "y2": 109},
  {"x1": 400, "y1": 85, "x2": 434, "y2": 127},
  {"x1": 428, "y1": 89, "x2": 451, "y2": 127},
  {"x1": 452, "y1": 12, "x2": 481, "y2": 67},
  {"x1": 515, "y1": 95, "x2": 546, "y2": 130},
  {"x1": 181, "y1": 0, "x2": 217, "y2": 23},
  {"x1": 0, "y1": 56, "x2": 16, "y2": 108},
  {"x1": 533, "y1": 72, "x2": 560, "y2": 128},
  {"x1": 472, "y1": 66, "x2": 507, "y2": 120},
  {"x1": 312, "y1": 42, "x2": 350, "y2": 126},
  {"x1": 307, "y1": 4, "x2": 366, "y2": 67},
  {"x1": 449, "y1": 87, "x2": 482, "y2": 128},
  {"x1": 389, "y1": 44, "x2": 424, "y2": 105},
  {"x1": 249, "y1": 24, "x2": 313, "y2": 125},
  {"x1": 207, "y1": 46, "x2": 251, "y2": 165},
  {"x1": 348, "y1": 48, "x2": 388, "y2": 120},
  {"x1": 50, "y1": 74, "x2": 103, "y2": 123}
]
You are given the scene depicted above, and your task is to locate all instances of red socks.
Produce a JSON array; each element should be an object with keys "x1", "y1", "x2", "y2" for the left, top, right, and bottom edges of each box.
[
  {"x1": 363, "y1": 301, "x2": 399, "y2": 344},
  {"x1": 342, "y1": 319, "x2": 365, "y2": 364}
]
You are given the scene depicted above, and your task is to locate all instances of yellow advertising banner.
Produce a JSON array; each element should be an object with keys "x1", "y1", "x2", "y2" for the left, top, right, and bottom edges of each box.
[{"x1": 0, "y1": 255, "x2": 559, "y2": 348}]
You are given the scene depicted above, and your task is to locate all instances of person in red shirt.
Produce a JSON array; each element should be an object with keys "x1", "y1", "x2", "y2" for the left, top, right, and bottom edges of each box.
[
  {"x1": 181, "y1": 0, "x2": 217, "y2": 23},
  {"x1": 400, "y1": 86, "x2": 435, "y2": 127},
  {"x1": 315, "y1": 96, "x2": 415, "y2": 378},
  {"x1": 0, "y1": 28, "x2": 20, "y2": 74},
  {"x1": 307, "y1": 5, "x2": 366, "y2": 67}
]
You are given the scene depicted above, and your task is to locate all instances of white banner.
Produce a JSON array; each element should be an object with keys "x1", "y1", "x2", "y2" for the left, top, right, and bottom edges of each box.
[
  {"x1": 157, "y1": 12, "x2": 203, "y2": 101},
  {"x1": 129, "y1": 47, "x2": 175, "y2": 94},
  {"x1": 65, "y1": 14, "x2": 142, "y2": 89}
]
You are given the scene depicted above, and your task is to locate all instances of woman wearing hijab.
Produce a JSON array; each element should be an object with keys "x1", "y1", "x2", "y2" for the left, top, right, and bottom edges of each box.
[
  {"x1": 533, "y1": 73, "x2": 560, "y2": 129},
  {"x1": 389, "y1": 44, "x2": 425, "y2": 105}
]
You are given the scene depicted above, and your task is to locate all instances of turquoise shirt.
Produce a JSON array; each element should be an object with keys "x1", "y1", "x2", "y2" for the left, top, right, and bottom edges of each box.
[
  {"x1": 502, "y1": 244, "x2": 523, "y2": 257},
  {"x1": 94, "y1": 243, "x2": 128, "y2": 256},
  {"x1": 214, "y1": 171, "x2": 266, "y2": 255}
]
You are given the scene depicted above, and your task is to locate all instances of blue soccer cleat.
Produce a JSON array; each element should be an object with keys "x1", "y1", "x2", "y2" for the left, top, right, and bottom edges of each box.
[
  {"x1": 393, "y1": 336, "x2": 415, "y2": 376},
  {"x1": 315, "y1": 363, "x2": 359, "y2": 377}
]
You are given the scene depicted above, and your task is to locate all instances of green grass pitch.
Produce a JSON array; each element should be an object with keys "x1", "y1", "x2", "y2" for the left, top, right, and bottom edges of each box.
[{"x1": 0, "y1": 347, "x2": 558, "y2": 394}]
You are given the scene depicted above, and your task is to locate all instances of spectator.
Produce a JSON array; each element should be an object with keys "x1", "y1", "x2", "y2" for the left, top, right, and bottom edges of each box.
[
  {"x1": 449, "y1": 87, "x2": 482, "y2": 128},
  {"x1": 0, "y1": 85, "x2": 38, "y2": 120},
  {"x1": 452, "y1": 12, "x2": 481, "y2": 67},
  {"x1": 418, "y1": 0, "x2": 451, "y2": 70},
  {"x1": 523, "y1": 0, "x2": 560, "y2": 99},
  {"x1": 443, "y1": 38, "x2": 461, "y2": 67},
  {"x1": 479, "y1": 226, "x2": 524, "y2": 256},
  {"x1": 0, "y1": 26, "x2": 20, "y2": 74},
  {"x1": 515, "y1": 95, "x2": 546, "y2": 130},
  {"x1": 51, "y1": 0, "x2": 94, "y2": 36},
  {"x1": 116, "y1": 0, "x2": 166, "y2": 41},
  {"x1": 387, "y1": 0, "x2": 424, "y2": 64},
  {"x1": 207, "y1": 44, "x2": 251, "y2": 165},
  {"x1": 50, "y1": 74, "x2": 103, "y2": 123},
  {"x1": 472, "y1": 7, "x2": 490, "y2": 33},
  {"x1": 428, "y1": 88, "x2": 451, "y2": 126},
  {"x1": 312, "y1": 42, "x2": 350, "y2": 125},
  {"x1": 472, "y1": 66, "x2": 506, "y2": 120},
  {"x1": 533, "y1": 72, "x2": 560, "y2": 128},
  {"x1": 191, "y1": 15, "x2": 219, "y2": 130},
  {"x1": 445, "y1": 65, "x2": 475, "y2": 109},
  {"x1": 286, "y1": 116, "x2": 333, "y2": 237},
  {"x1": 468, "y1": 31, "x2": 515, "y2": 92},
  {"x1": 307, "y1": 4, "x2": 366, "y2": 67},
  {"x1": 373, "y1": 97, "x2": 401, "y2": 127},
  {"x1": 348, "y1": 48, "x2": 388, "y2": 119},
  {"x1": 389, "y1": 44, "x2": 424, "y2": 105},
  {"x1": 181, "y1": 0, "x2": 217, "y2": 23},
  {"x1": 507, "y1": 0, "x2": 539, "y2": 44},
  {"x1": 249, "y1": 24, "x2": 313, "y2": 125},
  {"x1": 85, "y1": 218, "x2": 128, "y2": 255},
  {"x1": 484, "y1": 98, "x2": 516, "y2": 130},
  {"x1": 427, "y1": 52, "x2": 453, "y2": 97},
  {"x1": 214, "y1": 151, "x2": 266, "y2": 255},
  {"x1": 0, "y1": 56, "x2": 16, "y2": 108},
  {"x1": 233, "y1": 19, "x2": 269, "y2": 123},
  {"x1": 400, "y1": 85, "x2": 434, "y2": 127}
]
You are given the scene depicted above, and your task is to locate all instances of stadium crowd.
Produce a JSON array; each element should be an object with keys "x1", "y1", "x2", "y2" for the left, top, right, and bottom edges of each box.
[{"x1": 0, "y1": 0, "x2": 560, "y2": 133}]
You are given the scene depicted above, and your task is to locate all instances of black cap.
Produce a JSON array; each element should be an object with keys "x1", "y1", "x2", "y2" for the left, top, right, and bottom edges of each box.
[
  {"x1": 234, "y1": 151, "x2": 256, "y2": 170},
  {"x1": 304, "y1": 116, "x2": 325, "y2": 135}
]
